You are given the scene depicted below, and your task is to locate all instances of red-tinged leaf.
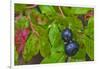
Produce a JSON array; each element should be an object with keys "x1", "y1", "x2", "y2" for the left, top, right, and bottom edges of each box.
[{"x1": 15, "y1": 28, "x2": 30, "y2": 54}]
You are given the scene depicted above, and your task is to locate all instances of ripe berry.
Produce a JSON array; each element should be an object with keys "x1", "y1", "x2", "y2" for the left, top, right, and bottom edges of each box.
[
  {"x1": 65, "y1": 40, "x2": 79, "y2": 56},
  {"x1": 62, "y1": 28, "x2": 72, "y2": 42}
]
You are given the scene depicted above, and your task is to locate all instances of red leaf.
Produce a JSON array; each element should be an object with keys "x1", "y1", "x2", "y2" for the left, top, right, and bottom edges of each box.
[{"x1": 15, "y1": 28, "x2": 30, "y2": 54}]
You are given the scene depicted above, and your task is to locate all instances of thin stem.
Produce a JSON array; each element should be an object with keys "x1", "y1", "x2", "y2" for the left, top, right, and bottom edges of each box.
[
  {"x1": 67, "y1": 57, "x2": 71, "y2": 62},
  {"x1": 58, "y1": 6, "x2": 65, "y2": 18},
  {"x1": 30, "y1": 21, "x2": 39, "y2": 37},
  {"x1": 26, "y1": 5, "x2": 37, "y2": 9},
  {"x1": 26, "y1": 15, "x2": 39, "y2": 37}
]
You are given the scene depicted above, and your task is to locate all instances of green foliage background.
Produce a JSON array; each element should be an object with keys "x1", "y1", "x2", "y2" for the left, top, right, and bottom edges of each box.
[{"x1": 14, "y1": 4, "x2": 94, "y2": 65}]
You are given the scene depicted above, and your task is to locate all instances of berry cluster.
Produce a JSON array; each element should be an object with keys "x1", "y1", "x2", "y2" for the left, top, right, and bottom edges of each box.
[{"x1": 62, "y1": 28, "x2": 79, "y2": 56}]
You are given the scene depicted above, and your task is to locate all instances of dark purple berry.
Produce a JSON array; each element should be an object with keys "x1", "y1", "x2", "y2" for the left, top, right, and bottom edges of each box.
[
  {"x1": 62, "y1": 28, "x2": 72, "y2": 42},
  {"x1": 65, "y1": 40, "x2": 79, "y2": 56}
]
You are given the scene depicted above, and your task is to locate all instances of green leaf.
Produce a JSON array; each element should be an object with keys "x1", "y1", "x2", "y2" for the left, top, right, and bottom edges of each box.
[
  {"x1": 83, "y1": 16, "x2": 94, "y2": 60},
  {"x1": 55, "y1": 15, "x2": 82, "y2": 34},
  {"x1": 70, "y1": 7, "x2": 92, "y2": 14},
  {"x1": 15, "y1": 4, "x2": 26, "y2": 13},
  {"x1": 70, "y1": 27, "x2": 86, "y2": 62},
  {"x1": 15, "y1": 16, "x2": 29, "y2": 29},
  {"x1": 49, "y1": 23, "x2": 65, "y2": 53},
  {"x1": 30, "y1": 9, "x2": 41, "y2": 24},
  {"x1": 85, "y1": 17, "x2": 94, "y2": 39},
  {"x1": 25, "y1": 23, "x2": 51, "y2": 58},
  {"x1": 49, "y1": 23, "x2": 59, "y2": 47},
  {"x1": 72, "y1": 48, "x2": 86, "y2": 62},
  {"x1": 41, "y1": 52, "x2": 66, "y2": 64},
  {"x1": 37, "y1": 26, "x2": 51, "y2": 58},
  {"x1": 30, "y1": 10, "x2": 49, "y2": 26},
  {"x1": 39, "y1": 5, "x2": 57, "y2": 16},
  {"x1": 58, "y1": 54, "x2": 67, "y2": 63},
  {"x1": 39, "y1": 36, "x2": 51, "y2": 58},
  {"x1": 66, "y1": 16, "x2": 83, "y2": 32},
  {"x1": 83, "y1": 35, "x2": 94, "y2": 60},
  {"x1": 61, "y1": 7, "x2": 92, "y2": 15},
  {"x1": 14, "y1": 47, "x2": 18, "y2": 65},
  {"x1": 23, "y1": 33, "x2": 40, "y2": 63},
  {"x1": 46, "y1": 23, "x2": 66, "y2": 63},
  {"x1": 61, "y1": 7, "x2": 72, "y2": 15},
  {"x1": 55, "y1": 17, "x2": 69, "y2": 30}
]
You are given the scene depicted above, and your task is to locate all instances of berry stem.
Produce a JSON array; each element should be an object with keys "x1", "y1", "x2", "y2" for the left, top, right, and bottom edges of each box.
[{"x1": 67, "y1": 57, "x2": 71, "y2": 62}]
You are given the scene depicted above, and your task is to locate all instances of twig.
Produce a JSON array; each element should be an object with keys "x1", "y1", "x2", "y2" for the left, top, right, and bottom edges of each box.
[
  {"x1": 58, "y1": 6, "x2": 65, "y2": 18},
  {"x1": 30, "y1": 21, "x2": 39, "y2": 37},
  {"x1": 26, "y1": 15, "x2": 39, "y2": 37},
  {"x1": 26, "y1": 5, "x2": 37, "y2": 9}
]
